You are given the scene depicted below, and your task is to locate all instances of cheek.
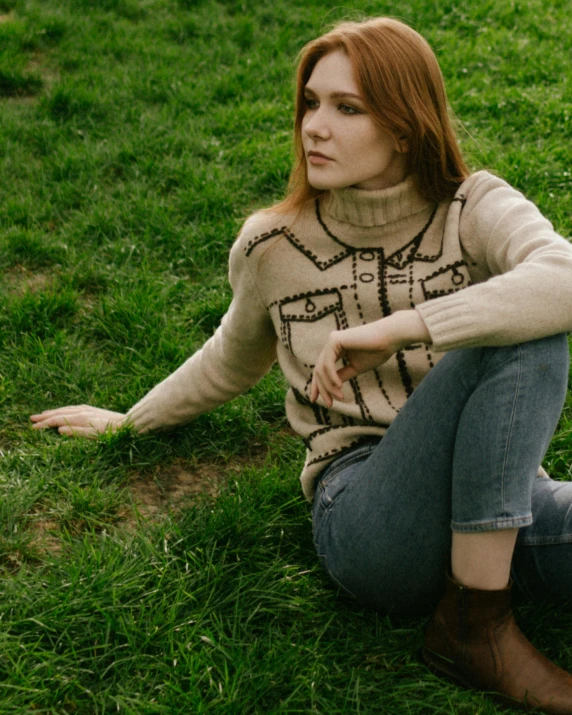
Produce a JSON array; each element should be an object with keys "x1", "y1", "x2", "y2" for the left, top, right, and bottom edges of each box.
[
  {"x1": 338, "y1": 124, "x2": 369, "y2": 155},
  {"x1": 350, "y1": 123, "x2": 383, "y2": 154}
]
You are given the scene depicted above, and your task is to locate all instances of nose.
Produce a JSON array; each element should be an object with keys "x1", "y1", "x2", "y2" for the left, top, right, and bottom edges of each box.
[{"x1": 303, "y1": 107, "x2": 331, "y2": 141}]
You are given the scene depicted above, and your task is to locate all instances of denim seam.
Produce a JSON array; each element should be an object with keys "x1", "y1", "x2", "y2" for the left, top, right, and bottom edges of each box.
[
  {"x1": 313, "y1": 487, "x2": 358, "y2": 599},
  {"x1": 500, "y1": 343, "x2": 522, "y2": 513},
  {"x1": 451, "y1": 514, "x2": 533, "y2": 532},
  {"x1": 518, "y1": 533, "x2": 572, "y2": 546},
  {"x1": 317, "y1": 447, "x2": 375, "y2": 490},
  {"x1": 316, "y1": 550, "x2": 358, "y2": 598}
]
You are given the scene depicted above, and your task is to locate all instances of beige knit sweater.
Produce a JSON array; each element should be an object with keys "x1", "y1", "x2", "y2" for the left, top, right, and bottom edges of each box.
[{"x1": 126, "y1": 171, "x2": 572, "y2": 500}]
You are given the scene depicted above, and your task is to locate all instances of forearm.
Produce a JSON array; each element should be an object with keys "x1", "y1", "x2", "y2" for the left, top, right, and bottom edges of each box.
[
  {"x1": 126, "y1": 327, "x2": 277, "y2": 431},
  {"x1": 382, "y1": 309, "x2": 431, "y2": 350},
  {"x1": 420, "y1": 172, "x2": 572, "y2": 352}
]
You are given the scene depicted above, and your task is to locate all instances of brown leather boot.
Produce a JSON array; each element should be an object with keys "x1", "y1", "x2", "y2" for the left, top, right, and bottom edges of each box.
[{"x1": 422, "y1": 574, "x2": 572, "y2": 713}]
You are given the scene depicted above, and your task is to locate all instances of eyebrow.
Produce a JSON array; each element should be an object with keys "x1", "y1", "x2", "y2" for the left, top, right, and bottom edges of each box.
[{"x1": 303, "y1": 87, "x2": 363, "y2": 101}]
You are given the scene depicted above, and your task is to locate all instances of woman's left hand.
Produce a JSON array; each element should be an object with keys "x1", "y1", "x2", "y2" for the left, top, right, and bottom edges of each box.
[{"x1": 310, "y1": 310, "x2": 431, "y2": 407}]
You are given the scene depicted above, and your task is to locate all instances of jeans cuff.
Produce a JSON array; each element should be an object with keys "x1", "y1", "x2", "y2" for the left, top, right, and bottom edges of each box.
[{"x1": 451, "y1": 514, "x2": 533, "y2": 533}]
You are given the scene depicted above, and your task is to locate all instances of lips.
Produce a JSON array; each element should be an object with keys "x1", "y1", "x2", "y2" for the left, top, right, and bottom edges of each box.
[{"x1": 307, "y1": 150, "x2": 333, "y2": 164}]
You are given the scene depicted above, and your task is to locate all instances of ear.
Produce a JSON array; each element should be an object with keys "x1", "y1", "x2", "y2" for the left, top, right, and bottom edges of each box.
[{"x1": 395, "y1": 135, "x2": 409, "y2": 153}]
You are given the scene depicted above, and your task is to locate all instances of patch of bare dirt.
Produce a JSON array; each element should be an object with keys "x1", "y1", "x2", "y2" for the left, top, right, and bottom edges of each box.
[
  {"x1": 122, "y1": 453, "x2": 266, "y2": 529},
  {"x1": 29, "y1": 518, "x2": 62, "y2": 556},
  {"x1": 0, "y1": 13, "x2": 13, "y2": 23},
  {"x1": 3, "y1": 267, "x2": 52, "y2": 294},
  {"x1": 23, "y1": 451, "x2": 270, "y2": 555},
  {"x1": 26, "y1": 53, "x2": 60, "y2": 87}
]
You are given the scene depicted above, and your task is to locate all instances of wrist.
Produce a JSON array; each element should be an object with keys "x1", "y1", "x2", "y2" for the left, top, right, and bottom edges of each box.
[{"x1": 387, "y1": 310, "x2": 431, "y2": 349}]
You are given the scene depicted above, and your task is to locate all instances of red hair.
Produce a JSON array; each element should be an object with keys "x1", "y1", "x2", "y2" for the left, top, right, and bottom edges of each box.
[{"x1": 275, "y1": 17, "x2": 470, "y2": 213}]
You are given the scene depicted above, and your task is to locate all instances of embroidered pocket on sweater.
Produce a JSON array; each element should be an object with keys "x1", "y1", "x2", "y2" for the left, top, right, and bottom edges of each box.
[
  {"x1": 279, "y1": 289, "x2": 345, "y2": 363},
  {"x1": 421, "y1": 261, "x2": 471, "y2": 301}
]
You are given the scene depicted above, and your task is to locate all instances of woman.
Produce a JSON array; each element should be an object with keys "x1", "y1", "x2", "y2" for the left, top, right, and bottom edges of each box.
[{"x1": 31, "y1": 17, "x2": 572, "y2": 713}]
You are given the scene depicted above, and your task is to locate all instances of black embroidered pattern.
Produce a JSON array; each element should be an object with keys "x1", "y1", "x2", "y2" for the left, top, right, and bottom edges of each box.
[
  {"x1": 396, "y1": 349, "x2": 414, "y2": 398},
  {"x1": 268, "y1": 286, "x2": 348, "y2": 310},
  {"x1": 307, "y1": 435, "x2": 385, "y2": 467},
  {"x1": 373, "y1": 367, "x2": 399, "y2": 413},
  {"x1": 349, "y1": 376, "x2": 375, "y2": 423},
  {"x1": 244, "y1": 227, "x2": 286, "y2": 257},
  {"x1": 421, "y1": 260, "x2": 472, "y2": 300},
  {"x1": 304, "y1": 423, "x2": 364, "y2": 448},
  {"x1": 243, "y1": 195, "x2": 472, "y2": 474},
  {"x1": 415, "y1": 204, "x2": 446, "y2": 262},
  {"x1": 351, "y1": 254, "x2": 365, "y2": 323},
  {"x1": 316, "y1": 200, "x2": 438, "y2": 262},
  {"x1": 386, "y1": 204, "x2": 439, "y2": 267},
  {"x1": 311, "y1": 202, "x2": 446, "y2": 411},
  {"x1": 315, "y1": 199, "x2": 351, "y2": 250},
  {"x1": 246, "y1": 224, "x2": 352, "y2": 271},
  {"x1": 291, "y1": 386, "x2": 330, "y2": 426},
  {"x1": 284, "y1": 308, "x2": 341, "y2": 359},
  {"x1": 424, "y1": 343, "x2": 435, "y2": 369},
  {"x1": 407, "y1": 263, "x2": 415, "y2": 308},
  {"x1": 279, "y1": 289, "x2": 342, "y2": 322},
  {"x1": 377, "y1": 250, "x2": 391, "y2": 318},
  {"x1": 286, "y1": 227, "x2": 351, "y2": 270},
  {"x1": 422, "y1": 260, "x2": 468, "y2": 283}
]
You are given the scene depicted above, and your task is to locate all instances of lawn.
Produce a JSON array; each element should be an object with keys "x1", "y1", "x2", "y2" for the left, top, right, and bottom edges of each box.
[{"x1": 1, "y1": 0, "x2": 572, "y2": 712}]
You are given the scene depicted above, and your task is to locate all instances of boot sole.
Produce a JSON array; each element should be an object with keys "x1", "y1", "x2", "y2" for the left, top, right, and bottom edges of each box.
[{"x1": 421, "y1": 647, "x2": 529, "y2": 712}]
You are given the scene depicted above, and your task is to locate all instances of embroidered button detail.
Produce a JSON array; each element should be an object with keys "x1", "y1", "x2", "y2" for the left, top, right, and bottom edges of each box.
[
  {"x1": 452, "y1": 269, "x2": 464, "y2": 285},
  {"x1": 359, "y1": 251, "x2": 375, "y2": 261},
  {"x1": 305, "y1": 298, "x2": 317, "y2": 313},
  {"x1": 359, "y1": 273, "x2": 375, "y2": 283}
]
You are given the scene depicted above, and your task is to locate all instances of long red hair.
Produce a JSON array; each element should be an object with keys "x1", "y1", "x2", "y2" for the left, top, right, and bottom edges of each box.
[{"x1": 275, "y1": 17, "x2": 470, "y2": 213}]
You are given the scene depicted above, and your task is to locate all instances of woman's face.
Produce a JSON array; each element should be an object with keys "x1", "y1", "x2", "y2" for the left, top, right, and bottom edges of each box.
[{"x1": 302, "y1": 51, "x2": 408, "y2": 191}]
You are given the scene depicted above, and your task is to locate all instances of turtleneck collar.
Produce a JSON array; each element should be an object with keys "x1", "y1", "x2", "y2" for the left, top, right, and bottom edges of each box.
[{"x1": 323, "y1": 175, "x2": 432, "y2": 228}]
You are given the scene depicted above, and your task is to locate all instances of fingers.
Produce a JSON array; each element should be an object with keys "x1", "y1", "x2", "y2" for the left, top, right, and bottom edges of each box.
[
  {"x1": 31, "y1": 405, "x2": 91, "y2": 420},
  {"x1": 311, "y1": 371, "x2": 338, "y2": 408},
  {"x1": 311, "y1": 333, "x2": 345, "y2": 406},
  {"x1": 310, "y1": 375, "x2": 319, "y2": 404},
  {"x1": 31, "y1": 408, "x2": 92, "y2": 430},
  {"x1": 31, "y1": 405, "x2": 97, "y2": 427},
  {"x1": 30, "y1": 405, "x2": 125, "y2": 437},
  {"x1": 337, "y1": 364, "x2": 359, "y2": 383},
  {"x1": 57, "y1": 425, "x2": 100, "y2": 439}
]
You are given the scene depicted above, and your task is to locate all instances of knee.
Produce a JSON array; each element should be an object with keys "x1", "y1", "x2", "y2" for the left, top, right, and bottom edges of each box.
[
  {"x1": 529, "y1": 332, "x2": 568, "y2": 360},
  {"x1": 521, "y1": 333, "x2": 569, "y2": 387}
]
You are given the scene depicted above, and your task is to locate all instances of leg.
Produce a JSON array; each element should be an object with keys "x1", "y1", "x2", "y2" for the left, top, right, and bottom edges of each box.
[
  {"x1": 416, "y1": 337, "x2": 572, "y2": 713},
  {"x1": 452, "y1": 528, "x2": 518, "y2": 590},
  {"x1": 313, "y1": 334, "x2": 569, "y2": 615},
  {"x1": 448, "y1": 331, "x2": 569, "y2": 592},
  {"x1": 512, "y1": 475, "x2": 572, "y2": 603}
]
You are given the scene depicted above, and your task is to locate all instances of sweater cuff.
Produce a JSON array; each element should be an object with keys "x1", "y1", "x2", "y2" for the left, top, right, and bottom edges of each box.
[
  {"x1": 124, "y1": 402, "x2": 157, "y2": 432},
  {"x1": 416, "y1": 296, "x2": 481, "y2": 352}
]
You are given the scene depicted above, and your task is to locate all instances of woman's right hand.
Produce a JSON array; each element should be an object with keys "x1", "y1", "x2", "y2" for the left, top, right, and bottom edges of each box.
[
  {"x1": 310, "y1": 310, "x2": 431, "y2": 408},
  {"x1": 30, "y1": 406, "x2": 127, "y2": 438}
]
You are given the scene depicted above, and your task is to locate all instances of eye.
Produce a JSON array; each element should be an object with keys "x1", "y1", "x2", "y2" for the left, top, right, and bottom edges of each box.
[
  {"x1": 338, "y1": 103, "x2": 360, "y2": 115},
  {"x1": 304, "y1": 96, "x2": 319, "y2": 110}
]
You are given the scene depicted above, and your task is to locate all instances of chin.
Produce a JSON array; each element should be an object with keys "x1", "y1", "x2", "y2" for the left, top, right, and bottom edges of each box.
[
  {"x1": 308, "y1": 180, "x2": 331, "y2": 191},
  {"x1": 307, "y1": 174, "x2": 348, "y2": 191}
]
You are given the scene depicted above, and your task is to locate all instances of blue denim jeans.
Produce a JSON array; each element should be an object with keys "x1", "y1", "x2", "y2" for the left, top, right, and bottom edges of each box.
[{"x1": 312, "y1": 335, "x2": 572, "y2": 616}]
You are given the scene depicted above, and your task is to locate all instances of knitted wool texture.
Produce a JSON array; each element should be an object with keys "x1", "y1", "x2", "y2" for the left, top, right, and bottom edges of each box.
[{"x1": 126, "y1": 171, "x2": 572, "y2": 500}]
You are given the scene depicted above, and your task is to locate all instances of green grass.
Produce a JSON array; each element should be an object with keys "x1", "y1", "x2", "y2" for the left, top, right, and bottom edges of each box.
[{"x1": 1, "y1": 0, "x2": 572, "y2": 712}]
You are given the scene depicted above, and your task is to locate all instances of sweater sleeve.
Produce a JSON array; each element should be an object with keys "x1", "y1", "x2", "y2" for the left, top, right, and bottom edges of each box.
[
  {"x1": 416, "y1": 172, "x2": 572, "y2": 351},
  {"x1": 124, "y1": 218, "x2": 277, "y2": 431}
]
